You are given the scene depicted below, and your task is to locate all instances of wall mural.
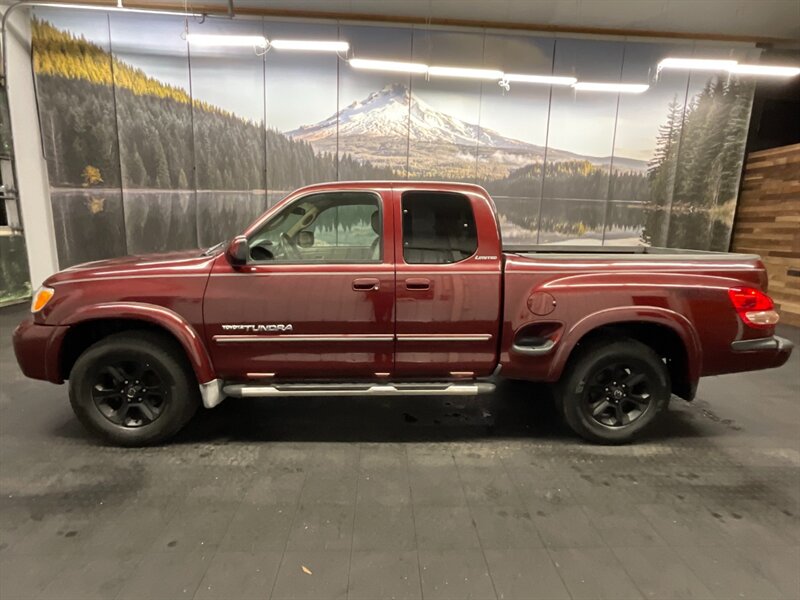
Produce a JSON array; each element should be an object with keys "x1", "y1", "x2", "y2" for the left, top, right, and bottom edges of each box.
[{"x1": 32, "y1": 8, "x2": 758, "y2": 268}]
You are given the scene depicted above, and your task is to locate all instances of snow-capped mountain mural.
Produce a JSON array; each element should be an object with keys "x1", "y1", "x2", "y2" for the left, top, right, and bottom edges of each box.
[
  {"x1": 286, "y1": 83, "x2": 647, "y2": 178},
  {"x1": 32, "y1": 10, "x2": 754, "y2": 263}
]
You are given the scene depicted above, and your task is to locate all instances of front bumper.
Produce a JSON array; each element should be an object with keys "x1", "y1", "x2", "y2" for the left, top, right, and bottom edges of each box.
[
  {"x1": 12, "y1": 318, "x2": 69, "y2": 383},
  {"x1": 730, "y1": 335, "x2": 794, "y2": 369}
]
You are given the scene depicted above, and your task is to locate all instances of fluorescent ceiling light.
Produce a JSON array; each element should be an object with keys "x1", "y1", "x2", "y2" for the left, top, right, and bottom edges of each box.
[
  {"x1": 349, "y1": 58, "x2": 429, "y2": 74},
  {"x1": 658, "y1": 57, "x2": 737, "y2": 71},
  {"x1": 33, "y1": 3, "x2": 204, "y2": 17},
  {"x1": 186, "y1": 33, "x2": 267, "y2": 47},
  {"x1": 428, "y1": 66, "x2": 504, "y2": 80},
  {"x1": 504, "y1": 73, "x2": 577, "y2": 86},
  {"x1": 573, "y1": 82, "x2": 649, "y2": 93},
  {"x1": 270, "y1": 40, "x2": 349, "y2": 52},
  {"x1": 729, "y1": 64, "x2": 800, "y2": 77}
]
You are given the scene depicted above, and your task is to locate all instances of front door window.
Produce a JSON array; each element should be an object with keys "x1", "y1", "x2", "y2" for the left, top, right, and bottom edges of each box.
[{"x1": 248, "y1": 191, "x2": 382, "y2": 263}]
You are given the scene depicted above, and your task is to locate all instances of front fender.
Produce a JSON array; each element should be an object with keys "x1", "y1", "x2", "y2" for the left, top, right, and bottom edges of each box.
[
  {"x1": 547, "y1": 306, "x2": 703, "y2": 386},
  {"x1": 63, "y1": 302, "x2": 216, "y2": 384}
]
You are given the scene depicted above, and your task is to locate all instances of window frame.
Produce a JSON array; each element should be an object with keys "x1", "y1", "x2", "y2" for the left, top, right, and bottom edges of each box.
[
  {"x1": 400, "y1": 190, "x2": 479, "y2": 266},
  {"x1": 246, "y1": 189, "x2": 384, "y2": 266}
]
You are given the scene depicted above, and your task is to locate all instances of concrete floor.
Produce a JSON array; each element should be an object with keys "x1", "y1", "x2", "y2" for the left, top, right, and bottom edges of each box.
[{"x1": 1, "y1": 303, "x2": 798, "y2": 600}]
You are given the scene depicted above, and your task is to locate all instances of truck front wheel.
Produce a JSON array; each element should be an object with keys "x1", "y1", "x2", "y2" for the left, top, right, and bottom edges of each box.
[
  {"x1": 68, "y1": 331, "x2": 199, "y2": 446},
  {"x1": 558, "y1": 338, "x2": 670, "y2": 444}
]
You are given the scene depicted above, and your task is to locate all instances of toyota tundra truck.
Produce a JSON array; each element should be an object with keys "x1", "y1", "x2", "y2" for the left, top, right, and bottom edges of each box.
[{"x1": 12, "y1": 181, "x2": 793, "y2": 445}]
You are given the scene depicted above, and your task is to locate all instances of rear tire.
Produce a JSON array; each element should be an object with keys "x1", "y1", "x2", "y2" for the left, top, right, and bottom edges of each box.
[
  {"x1": 557, "y1": 338, "x2": 670, "y2": 444},
  {"x1": 68, "y1": 331, "x2": 199, "y2": 446}
]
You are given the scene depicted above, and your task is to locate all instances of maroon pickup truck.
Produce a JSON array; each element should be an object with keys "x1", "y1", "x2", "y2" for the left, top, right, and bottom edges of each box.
[{"x1": 13, "y1": 181, "x2": 793, "y2": 445}]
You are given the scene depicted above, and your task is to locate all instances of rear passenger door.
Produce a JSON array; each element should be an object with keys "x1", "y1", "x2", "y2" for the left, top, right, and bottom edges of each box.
[{"x1": 392, "y1": 187, "x2": 503, "y2": 378}]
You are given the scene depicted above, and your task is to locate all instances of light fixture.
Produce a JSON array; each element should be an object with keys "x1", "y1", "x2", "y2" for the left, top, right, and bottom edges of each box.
[
  {"x1": 349, "y1": 58, "x2": 429, "y2": 74},
  {"x1": 30, "y1": 2, "x2": 204, "y2": 17},
  {"x1": 729, "y1": 64, "x2": 800, "y2": 77},
  {"x1": 428, "y1": 66, "x2": 504, "y2": 80},
  {"x1": 658, "y1": 57, "x2": 800, "y2": 78},
  {"x1": 573, "y1": 82, "x2": 649, "y2": 93},
  {"x1": 658, "y1": 57, "x2": 738, "y2": 72},
  {"x1": 186, "y1": 33, "x2": 267, "y2": 47},
  {"x1": 269, "y1": 40, "x2": 349, "y2": 52},
  {"x1": 503, "y1": 73, "x2": 577, "y2": 86}
]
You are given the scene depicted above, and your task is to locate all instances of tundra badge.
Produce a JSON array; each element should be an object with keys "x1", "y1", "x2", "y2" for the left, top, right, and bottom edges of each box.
[{"x1": 221, "y1": 324, "x2": 293, "y2": 333}]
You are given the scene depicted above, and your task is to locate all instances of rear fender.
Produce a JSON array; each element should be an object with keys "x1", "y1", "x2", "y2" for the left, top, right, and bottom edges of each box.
[
  {"x1": 63, "y1": 302, "x2": 216, "y2": 385},
  {"x1": 548, "y1": 306, "x2": 702, "y2": 387}
]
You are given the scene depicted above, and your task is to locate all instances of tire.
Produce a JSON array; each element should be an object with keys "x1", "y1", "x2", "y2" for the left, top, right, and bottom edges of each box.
[
  {"x1": 68, "y1": 331, "x2": 199, "y2": 446},
  {"x1": 557, "y1": 337, "x2": 670, "y2": 444}
]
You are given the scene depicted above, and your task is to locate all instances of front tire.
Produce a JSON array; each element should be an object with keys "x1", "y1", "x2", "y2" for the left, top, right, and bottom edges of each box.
[
  {"x1": 558, "y1": 338, "x2": 670, "y2": 444},
  {"x1": 68, "y1": 331, "x2": 199, "y2": 446}
]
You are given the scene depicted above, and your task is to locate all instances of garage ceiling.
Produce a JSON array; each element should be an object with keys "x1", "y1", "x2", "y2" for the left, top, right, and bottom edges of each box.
[{"x1": 112, "y1": 0, "x2": 800, "y2": 42}]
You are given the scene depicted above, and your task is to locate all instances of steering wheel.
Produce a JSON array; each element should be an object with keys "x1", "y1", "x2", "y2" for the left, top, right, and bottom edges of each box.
[{"x1": 280, "y1": 232, "x2": 302, "y2": 260}]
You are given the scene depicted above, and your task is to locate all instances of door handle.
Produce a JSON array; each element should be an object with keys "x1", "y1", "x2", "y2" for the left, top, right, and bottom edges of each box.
[
  {"x1": 405, "y1": 278, "x2": 431, "y2": 291},
  {"x1": 353, "y1": 278, "x2": 380, "y2": 291}
]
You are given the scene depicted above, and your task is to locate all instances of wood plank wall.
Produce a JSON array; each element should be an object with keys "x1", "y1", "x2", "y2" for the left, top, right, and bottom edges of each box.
[{"x1": 731, "y1": 143, "x2": 800, "y2": 327}]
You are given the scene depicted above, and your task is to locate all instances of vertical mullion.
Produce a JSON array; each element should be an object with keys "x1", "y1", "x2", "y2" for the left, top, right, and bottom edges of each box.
[
  {"x1": 106, "y1": 12, "x2": 127, "y2": 257},
  {"x1": 601, "y1": 43, "x2": 626, "y2": 245},
  {"x1": 535, "y1": 38, "x2": 557, "y2": 245}
]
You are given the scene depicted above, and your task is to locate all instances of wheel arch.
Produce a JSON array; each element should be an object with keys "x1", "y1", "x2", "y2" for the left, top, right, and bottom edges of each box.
[
  {"x1": 60, "y1": 303, "x2": 215, "y2": 386},
  {"x1": 549, "y1": 307, "x2": 702, "y2": 400}
]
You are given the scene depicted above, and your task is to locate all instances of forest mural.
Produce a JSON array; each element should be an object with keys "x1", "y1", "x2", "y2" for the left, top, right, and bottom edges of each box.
[{"x1": 31, "y1": 9, "x2": 757, "y2": 267}]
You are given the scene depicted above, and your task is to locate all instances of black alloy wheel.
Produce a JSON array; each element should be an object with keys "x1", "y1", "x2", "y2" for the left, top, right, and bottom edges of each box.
[
  {"x1": 558, "y1": 337, "x2": 670, "y2": 444},
  {"x1": 582, "y1": 363, "x2": 653, "y2": 428},
  {"x1": 69, "y1": 331, "x2": 199, "y2": 446},
  {"x1": 91, "y1": 360, "x2": 169, "y2": 428}
]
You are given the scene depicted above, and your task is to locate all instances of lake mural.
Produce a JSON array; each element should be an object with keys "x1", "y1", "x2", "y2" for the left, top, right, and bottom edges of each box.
[{"x1": 32, "y1": 8, "x2": 758, "y2": 267}]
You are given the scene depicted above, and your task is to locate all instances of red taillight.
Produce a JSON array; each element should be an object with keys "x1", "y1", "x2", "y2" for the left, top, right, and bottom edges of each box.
[{"x1": 728, "y1": 287, "x2": 779, "y2": 328}]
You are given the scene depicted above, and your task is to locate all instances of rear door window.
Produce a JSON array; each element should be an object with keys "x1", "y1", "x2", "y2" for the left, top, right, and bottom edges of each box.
[{"x1": 401, "y1": 191, "x2": 478, "y2": 264}]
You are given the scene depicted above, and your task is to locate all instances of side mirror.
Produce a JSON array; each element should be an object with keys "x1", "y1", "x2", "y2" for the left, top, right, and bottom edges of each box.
[
  {"x1": 297, "y1": 230, "x2": 314, "y2": 248},
  {"x1": 225, "y1": 235, "x2": 249, "y2": 266}
]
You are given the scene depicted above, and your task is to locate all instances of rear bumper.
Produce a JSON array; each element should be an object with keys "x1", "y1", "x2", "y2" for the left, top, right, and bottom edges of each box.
[
  {"x1": 12, "y1": 318, "x2": 69, "y2": 383},
  {"x1": 730, "y1": 335, "x2": 793, "y2": 369}
]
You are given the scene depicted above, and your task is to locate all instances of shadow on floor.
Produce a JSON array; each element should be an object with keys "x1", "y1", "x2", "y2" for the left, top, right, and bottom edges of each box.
[{"x1": 49, "y1": 379, "x2": 707, "y2": 446}]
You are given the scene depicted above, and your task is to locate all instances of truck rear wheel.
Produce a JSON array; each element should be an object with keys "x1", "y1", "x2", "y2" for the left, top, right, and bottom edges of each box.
[
  {"x1": 68, "y1": 331, "x2": 198, "y2": 446},
  {"x1": 558, "y1": 338, "x2": 670, "y2": 444}
]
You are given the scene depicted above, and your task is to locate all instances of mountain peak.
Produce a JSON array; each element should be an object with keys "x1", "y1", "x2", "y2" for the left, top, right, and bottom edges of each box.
[
  {"x1": 379, "y1": 82, "x2": 409, "y2": 97},
  {"x1": 345, "y1": 83, "x2": 408, "y2": 110},
  {"x1": 285, "y1": 84, "x2": 646, "y2": 174},
  {"x1": 286, "y1": 83, "x2": 537, "y2": 153},
  {"x1": 362, "y1": 83, "x2": 411, "y2": 107}
]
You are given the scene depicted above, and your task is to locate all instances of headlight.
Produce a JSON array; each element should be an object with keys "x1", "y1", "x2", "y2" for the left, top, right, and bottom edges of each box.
[{"x1": 31, "y1": 286, "x2": 55, "y2": 313}]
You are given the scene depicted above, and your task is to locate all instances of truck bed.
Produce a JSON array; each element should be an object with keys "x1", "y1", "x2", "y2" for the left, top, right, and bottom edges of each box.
[
  {"x1": 504, "y1": 244, "x2": 759, "y2": 260},
  {"x1": 498, "y1": 244, "x2": 771, "y2": 384}
]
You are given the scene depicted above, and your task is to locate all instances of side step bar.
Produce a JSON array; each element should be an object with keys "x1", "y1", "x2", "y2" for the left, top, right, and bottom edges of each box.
[{"x1": 222, "y1": 381, "x2": 496, "y2": 398}]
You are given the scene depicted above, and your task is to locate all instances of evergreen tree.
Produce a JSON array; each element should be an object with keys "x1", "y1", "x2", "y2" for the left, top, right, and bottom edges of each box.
[
  {"x1": 127, "y1": 147, "x2": 147, "y2": 187},
  {"x1": 642, "y1": 96, "x2": 683, "y2": 245},
  {"x1": 154, "y1": 142, "x2": 170, "y2": 188},
  {"x1": 177, "y1": 168, "x2": 189, "y2": 189}
]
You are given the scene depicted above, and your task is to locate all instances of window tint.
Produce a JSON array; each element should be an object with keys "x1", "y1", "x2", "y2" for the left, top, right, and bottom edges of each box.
[
  {"x1": 248, "y1": 192, "x2": 381, "y2": 263},
  {"x1": 402, "y1": 192, "x2": 477, "y2": 264}
]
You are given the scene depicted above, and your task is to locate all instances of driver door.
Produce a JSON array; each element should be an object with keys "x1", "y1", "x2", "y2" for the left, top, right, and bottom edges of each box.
[{"x1": 203, "y1": 187, "x2": 395, "y2": 380}]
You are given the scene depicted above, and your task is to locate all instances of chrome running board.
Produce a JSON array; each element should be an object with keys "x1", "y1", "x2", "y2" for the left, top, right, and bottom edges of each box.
[{"x1": 222, "y1": 381, "x2": 496, "y2": 398}]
